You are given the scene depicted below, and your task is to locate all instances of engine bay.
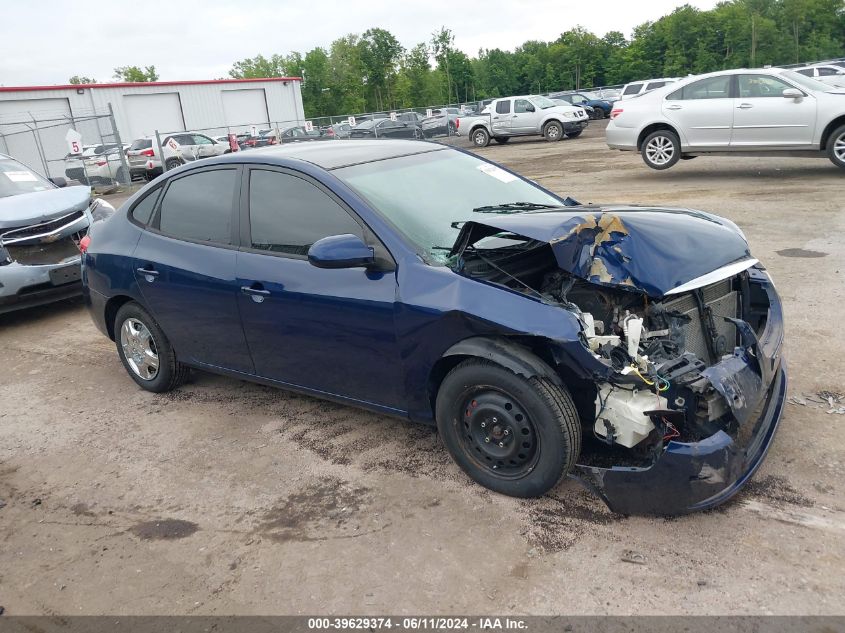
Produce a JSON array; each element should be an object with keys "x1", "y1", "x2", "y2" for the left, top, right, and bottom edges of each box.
[{"x1": 451, "y1": 233, "x2": 771, "y2": 458}]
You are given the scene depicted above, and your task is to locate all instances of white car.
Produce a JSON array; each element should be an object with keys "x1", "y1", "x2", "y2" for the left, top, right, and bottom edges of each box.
[
  {"x1": 606, "y1": 67, "x2": 845, "y2": 170},
  {"x1": 80, "y1": 145, "x2": 131, "y2": 185},
  {"x1": 126, "y1": 132, "x2": 229, "y2": 180},
  {"x1": 618, "y1": 78, "x2": 679, "y2": 100},
  {"x1": 792, "y1": 65, "x2": 845, "y2": 87},
  {"x1": 64, "y1": 143, "x2": 123, "y2": 185}
]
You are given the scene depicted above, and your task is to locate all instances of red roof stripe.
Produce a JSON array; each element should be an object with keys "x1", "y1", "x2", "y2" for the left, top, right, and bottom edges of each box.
[{"x1": 0, "y1": 77, "x2": 302, "y2": 93}]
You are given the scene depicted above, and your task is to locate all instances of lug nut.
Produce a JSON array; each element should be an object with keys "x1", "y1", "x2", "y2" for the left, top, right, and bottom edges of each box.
[
  {"x1": 480, "y1": 421, "x2": 486, "y2": 428},
  {"x1": 484, "y1": 437, "x2": 490, "y2": 443},
  {"x1": 504, "y1": 429, "x2": 509, "y2": 435},
  {"x1": 498, "y1": 442, "x2": 504, "y2": 447},
  {"x1": 492, "y1": 417, "x2": 498, "y2": 423}
]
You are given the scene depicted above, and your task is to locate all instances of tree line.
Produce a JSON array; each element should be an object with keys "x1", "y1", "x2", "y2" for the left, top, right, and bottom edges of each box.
[
  {"x1": 228, "y1": 0, "x2": 844, "y2": 117},
  {"x1": 67, "y1": 0, "x2": 843, "y2": 117}
]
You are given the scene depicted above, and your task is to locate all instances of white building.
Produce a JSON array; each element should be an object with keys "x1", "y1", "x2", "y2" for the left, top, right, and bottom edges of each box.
[{"x1": 0, "y1": 77, "x2": 304, "y2": 177}]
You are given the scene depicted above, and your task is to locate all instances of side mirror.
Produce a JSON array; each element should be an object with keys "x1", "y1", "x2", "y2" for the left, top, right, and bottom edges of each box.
[
  {"x1": 49, "y1": 177, "x2": 67, "y2": 188},
  {"x1": 783, "y1": 88, "x2": 803, "y2": 99},
  {"x1": 308, "y1": 234, "x2": 375, "y2": 269}
]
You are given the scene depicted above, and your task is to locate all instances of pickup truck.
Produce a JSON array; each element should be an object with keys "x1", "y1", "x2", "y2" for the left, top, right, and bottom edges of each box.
[{"x1": 457, "y1": 95, "x2": 589, "y2": 147}]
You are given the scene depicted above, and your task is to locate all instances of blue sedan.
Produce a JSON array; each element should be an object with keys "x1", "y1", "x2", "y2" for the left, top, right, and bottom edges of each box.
[{"x1": 81, "y1": 140, "x2": 786, "y2": 515}]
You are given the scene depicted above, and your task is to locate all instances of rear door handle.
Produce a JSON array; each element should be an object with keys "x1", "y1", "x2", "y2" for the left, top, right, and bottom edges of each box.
[
  {"x1": 241, "y1": 284, "x2": 270, "y2": 303},
  {"x1": 737, "y1": 103, "x2": 753, "y2": 109},
  {"x1": 136, "y1": 266, "x2": 159, "y2": 281}
]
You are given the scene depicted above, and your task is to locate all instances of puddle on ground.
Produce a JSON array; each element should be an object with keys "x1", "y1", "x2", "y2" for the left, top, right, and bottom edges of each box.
[{"x1": 776, "y1": 248, "x2": 828, "y2": 258}]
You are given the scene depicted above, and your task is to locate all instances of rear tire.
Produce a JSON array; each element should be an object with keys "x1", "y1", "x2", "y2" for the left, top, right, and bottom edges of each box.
[
  {"x1": 471, "y1": 127, "x2": 490, "y2": 147},
  {"x1": 114, "y1": 302, "x2": 188, "y2": 393},
  {"x1": 165, "y1": 158, "x2": 182, "y2": 171},
  {"x1": 641, "y1": 129, "x2": 681, "y2": 170},
  {"x1": 436, "y1": 359, "x2": 581, "y2": 498},
  {"x1": 827, "y1": 124, "x2": 845, "y2": 170},
  {"x1": 543, "y1": 121, "x2": 563, "y2": 142}
]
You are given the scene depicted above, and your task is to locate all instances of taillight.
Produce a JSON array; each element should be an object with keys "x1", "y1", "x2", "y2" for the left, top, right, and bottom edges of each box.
[
  {"x1": 95, "y1": 160, "x2": 107, "y2": 167},
  {"x1": 79, "y1": 235, "x2": 91, "y2": 253},
  {"x1": 456, "y1": 118, "x2": 460, "y2": 129},
  {"x1": 610, "y1": 108, "x2": 623, "y2": 120},
  {"x1": 327, "y1": 128, "x2": 335, "y2": 136},
  {"x1": 141, "y1": 148, "x2": 155, "y2": 157},
  {"x1": 269, "y1": 138, "x2": 277, "y2": 145}
]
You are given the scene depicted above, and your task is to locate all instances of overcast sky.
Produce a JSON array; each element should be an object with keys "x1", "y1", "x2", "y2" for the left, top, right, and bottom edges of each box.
[{"x1": 2, "y1": 0, "x2": 719, "y2": 87}]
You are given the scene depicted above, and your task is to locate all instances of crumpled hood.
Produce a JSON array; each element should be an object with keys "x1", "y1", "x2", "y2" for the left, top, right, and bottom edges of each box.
[
  {"x1": 0, "y1": 186, "x2": 91, "y2": 230},
  {"x1": 453, "y1": 206, "x2": 752, "y2": 297}
]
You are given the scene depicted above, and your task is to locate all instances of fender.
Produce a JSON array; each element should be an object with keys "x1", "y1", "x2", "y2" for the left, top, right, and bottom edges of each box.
[{"x1": 441, "y1": 336, "x2": 562, "y2": 384}]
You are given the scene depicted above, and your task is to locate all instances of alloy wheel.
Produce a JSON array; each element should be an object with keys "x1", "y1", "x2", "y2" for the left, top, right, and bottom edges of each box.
[
  {"x1": 120, "y1": 318, "x2": 159, "y2": 381},
  {"x1": 645, "y1": 135, "x2": 675, "y2": 166}
]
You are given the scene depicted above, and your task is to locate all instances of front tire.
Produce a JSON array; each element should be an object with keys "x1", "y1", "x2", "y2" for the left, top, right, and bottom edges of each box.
[
  {"x1": 114, "y1": 302, "x2": 188, "y2": 393},
  {"x1": 641, "y1": 129, "x2": 681, "y2": 170},
  {"x1": 436, "y1": 359, "x2": 581, "y2": 498},
  {"x1": 493, "y1": 137, "x2": 510, "y2": 144},
  {"x1": 827, "y1": 124, "x2": 845, "y2": 170},
  {"x1": 543, "y1": 121, "x2": 563, "y2": 142},
  {"x1": 471, "y1": 127, "x2": 490, "y2": 147},
  {"x1": 567, "y1": 130, "x2": 583, "y2": 138}
]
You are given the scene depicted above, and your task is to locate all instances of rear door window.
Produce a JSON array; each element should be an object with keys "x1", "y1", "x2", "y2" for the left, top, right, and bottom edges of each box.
[
  {"x1": 495, "y1": 100, "x2": 511, "y2": 114},
  {"x1": 667, "y1": 75, "x2": 731, "y2": 100},
  {"x1": 156, "y1": 169, "x2": 237, "y2": 244},
  {"x1": 247, "y1": 169, "x2": 362, "y2": 257},
  {"x1": 130, "y1": 187, "x2": 162, "y2": 225},
  {"x1": 623, "y1": 83, "x2": 642, "y2": 95}
]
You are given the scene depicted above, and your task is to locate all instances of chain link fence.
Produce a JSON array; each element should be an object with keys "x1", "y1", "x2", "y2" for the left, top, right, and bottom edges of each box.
[{"x1": 0, "y1": 104, "x2": 136, "y2": 191}]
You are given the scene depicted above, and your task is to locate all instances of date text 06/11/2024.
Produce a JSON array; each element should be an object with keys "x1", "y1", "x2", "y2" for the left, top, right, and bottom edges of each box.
[{"x1": 307, "y1": 618, "x2": 528, "y2": 630}]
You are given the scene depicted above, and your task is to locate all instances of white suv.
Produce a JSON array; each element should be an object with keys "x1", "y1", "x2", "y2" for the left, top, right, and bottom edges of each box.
[
  {"x1": 126, "y1": 132, "x2": 229, "y2": 180},
  {"x1": 606, "y1": 68, "x2": 845, "y2": 170},
  {"x1": 618, "y1": 78, "x2": 679, "y2": 100},
  {"x1": 792, "y1": 65, "x2": 845, "y2": 88}
]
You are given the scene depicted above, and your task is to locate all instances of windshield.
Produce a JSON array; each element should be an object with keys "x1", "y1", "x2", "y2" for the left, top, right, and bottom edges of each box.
[
  {"x1": 355, "y1": 120, "x2": 376, "y2": 129},
  {"x1": 334, "y1": 149, "x2": 563, "y2": 263},
  {"x1": 0, "y1": 158, "x2": 54, "y2": 198},
  {"x1": 781, "y1": 70, "x2": 835, "y2": 92},
  {"x1": 530, "y1": 95, "x2": 558, "y2": 109}
]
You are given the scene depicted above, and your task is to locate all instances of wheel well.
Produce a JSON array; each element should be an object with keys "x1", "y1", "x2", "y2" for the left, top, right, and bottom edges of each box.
[
  {"x1": 637, "y1": 123, "x2": 679, "y2": 151},
  {"x1": 104, "y1": 295, "x2": 134, "y2": 341},
  {"x1": 470, "y1": 124, "x2": 488, "y2": 136},
  {"x1": 820, "y1": 116, "x2": 845, "y2": 151},
  {"x1": 427, "y1": 336, "x2": 566, "y2": 419}
]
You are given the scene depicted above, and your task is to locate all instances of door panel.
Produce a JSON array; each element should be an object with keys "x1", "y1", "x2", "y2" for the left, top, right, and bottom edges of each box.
[
  {"x1": 491, "y1": 100, "x2": 512, "y2": 135},
  {"x1": 731, "y1": 74, "x2": 817, "y2": 147},
  {"x1": 236, "y1": 167, "x2": 404, "y2": 409},
  {"x1": 662, "y1": 75, "x2": 733, "y2": 147},
  {"x1": 133, "y1": 167, "x2": 253, "y2": 373},
  {"x1": 511, "y1": 98, "x2": 541, "y2": 134},
  {"x1": 236, "y1": 253, "x2": 403, "y2": 407},
  {"x1": 134, "y1": 233, "x2": 253, "y2": 372}
]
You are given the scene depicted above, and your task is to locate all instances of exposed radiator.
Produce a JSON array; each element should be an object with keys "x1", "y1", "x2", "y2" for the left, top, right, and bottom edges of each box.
[{"x1": 662, "y1": 278, "x2": 739, "y2": 363}]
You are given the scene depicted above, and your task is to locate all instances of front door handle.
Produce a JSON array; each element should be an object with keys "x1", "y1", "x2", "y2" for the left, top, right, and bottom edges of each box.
[
  {"x1": 136, "y1": 266, "x2": 159, "y2": 281},
  {"x1": 241, "y1": 284, "x2": 270, "y2": 303},
  {"x1": 737, "y1": 103, "x2": 753, "y2": 109},
  {"x1": 666, "y1": 104, "x2": 682, "y2": 110}
]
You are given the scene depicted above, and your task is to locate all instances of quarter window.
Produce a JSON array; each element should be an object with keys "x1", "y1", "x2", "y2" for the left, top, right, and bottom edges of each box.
[
  {"x1": 622, "y1": 83, "x2": 642, "y2": 95},
  {"x1": 667, "y1": 75, "x2": 731, "y2": 100},
  {"x1": 157, "y1": 169, "x2": 236, "y2": 244},
  {"x1": 248, "y1": 170, "x2": 361, "y2": 257},
  {"x1": 738, "y1": 75, "x2": 795, "y2": 98},
  {"x1": 495, "y1": 100, "x2": 511, "y2": 114},
  {"x1": 130, "y1": 187, "x2": 161, "y2": 225}
]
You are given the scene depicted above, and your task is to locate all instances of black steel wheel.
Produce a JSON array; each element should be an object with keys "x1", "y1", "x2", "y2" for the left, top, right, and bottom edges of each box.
[{"x1": 436, "y1": 358, "x2": 581, "y2": 497}]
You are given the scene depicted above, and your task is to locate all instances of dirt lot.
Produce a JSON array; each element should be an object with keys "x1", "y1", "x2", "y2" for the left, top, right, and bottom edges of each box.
[{"x1": 1, "y1": 122, "x2": 843, "y2": 616}]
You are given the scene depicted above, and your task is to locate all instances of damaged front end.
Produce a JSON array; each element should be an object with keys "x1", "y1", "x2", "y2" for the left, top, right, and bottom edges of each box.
[{"x1": 449, "y1": 207, "x2": 786, "y2": 515}]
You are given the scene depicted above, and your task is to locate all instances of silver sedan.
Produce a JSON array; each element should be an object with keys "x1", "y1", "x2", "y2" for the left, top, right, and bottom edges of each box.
[{"x1": 606, "y1": 68, "x2": 845, "y2": 170}]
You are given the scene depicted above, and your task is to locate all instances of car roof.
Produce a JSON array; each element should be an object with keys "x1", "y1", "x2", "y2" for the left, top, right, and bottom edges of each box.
[{"x1": 223, "y1": 139, "x2": 447, "y2": 170}]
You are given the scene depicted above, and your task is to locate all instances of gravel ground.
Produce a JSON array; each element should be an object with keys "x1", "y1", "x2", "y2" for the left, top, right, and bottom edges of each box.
[{"x1": 0, "y1": 121, "x2": 843, "y2": 616}]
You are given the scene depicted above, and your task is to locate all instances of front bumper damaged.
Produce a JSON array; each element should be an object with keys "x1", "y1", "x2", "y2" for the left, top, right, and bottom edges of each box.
[{"x1": 571, "y1": 272, "x2": 786, "y2": 516}]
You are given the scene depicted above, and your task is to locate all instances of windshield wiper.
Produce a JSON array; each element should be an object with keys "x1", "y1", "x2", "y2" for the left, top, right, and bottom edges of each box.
[{"x1": 472, "y1": 202, "x2": 559, "y2": 214}]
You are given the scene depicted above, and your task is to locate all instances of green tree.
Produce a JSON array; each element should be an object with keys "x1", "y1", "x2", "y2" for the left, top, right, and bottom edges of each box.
[
  {"x1": 69, "y1": 75, "x2": 97, "y2": 85},
  {"x1": 359, "y1": 28, "x2": 404, "y2": 110},
  {"x1": 113, "y1": 65, "x2": 159, "y2": 82},
  {"x1": 229, "y1": 54, "x2": 289, "y2": 78}
]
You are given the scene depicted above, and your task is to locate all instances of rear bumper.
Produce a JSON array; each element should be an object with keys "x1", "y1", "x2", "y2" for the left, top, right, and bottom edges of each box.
[
  {"x1": 573, "y1": 271, "x2": 786, "y2": 515},
  {"x1": 82, "y1": 283, "x2": 111, "y2": 338},
  {"x1": 605, "y1": 123, "x2": 638, "y2": 150}
]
